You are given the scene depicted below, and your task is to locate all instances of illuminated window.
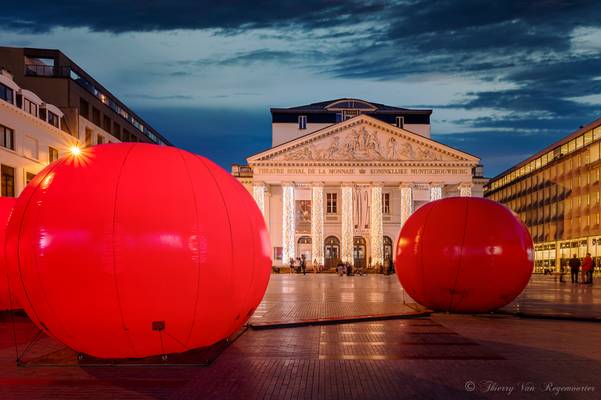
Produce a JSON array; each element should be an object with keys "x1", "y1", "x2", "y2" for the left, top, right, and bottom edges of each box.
[
  {"x1": 48, "y1": 146, "x2": 59, "y2": 163},
  {"x1": 1, "y1": 164, "x2": 15, "y2": 197},
  {"x1": 0, "y1": 83, "x2": 14, "y2": 104},
  {"x1": 382, "y1": 192, "x2": 390, "y2": 214},
  {"x1": 326, "y1": 193, "x2": 337, "y2": 214},
  {"x1": 1, "y1": 124, "x2": 14, "y2": 150},
  {"x1": 23, "y1": 98, "x2": 38, "y2": 116}
]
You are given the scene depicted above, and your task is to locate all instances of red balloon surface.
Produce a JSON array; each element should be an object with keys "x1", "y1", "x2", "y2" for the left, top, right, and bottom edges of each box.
[
  {"x1": 6, "y1": 143, "x2": 272, "y2": 358},
  {"x1": 395, "y1": 197, "x2": 533, "y2": 313},
  {"x1": 0, "y1": 197, "x2": 19, "y2": 310}
]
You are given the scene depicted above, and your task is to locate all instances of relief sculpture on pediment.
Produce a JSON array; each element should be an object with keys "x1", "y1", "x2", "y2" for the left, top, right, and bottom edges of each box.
[{"x1": 275, "y1": 126, "x2": 446, "y2": 162}]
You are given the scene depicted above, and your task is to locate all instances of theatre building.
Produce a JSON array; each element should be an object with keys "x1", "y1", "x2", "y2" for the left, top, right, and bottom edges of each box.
[
  {"x1": 233, "y1": 99, "x2": 486, "y2": 268},
  {"x1": 485, "y1": 118, "x2": 601, "y2": 273},
  {"x1": 0, "y1": 47, "x2": 171, "y2": 197}
]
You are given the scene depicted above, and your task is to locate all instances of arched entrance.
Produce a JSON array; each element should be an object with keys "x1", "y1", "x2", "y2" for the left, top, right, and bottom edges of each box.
[
  {"x1": 353, "y1": 236, "x2": 366, "y2": 268},
  {"x1": 383, "y1": 236, "x2": 393, "y2": 263},
  {"x1": 297, "y1": 236, "x2": 311, "y2": 262},
  {"x1": 324, "y1": 236, "x2": 340, "y2": 269}
]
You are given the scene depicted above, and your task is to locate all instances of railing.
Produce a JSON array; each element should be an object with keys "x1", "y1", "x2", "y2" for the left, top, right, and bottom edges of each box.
[
  {"x1": 24, "y1": 64, "x2": 71, "y2": 77},
  {"x1": 25, "y1": 64, "x2": 168, "y2": 145}
]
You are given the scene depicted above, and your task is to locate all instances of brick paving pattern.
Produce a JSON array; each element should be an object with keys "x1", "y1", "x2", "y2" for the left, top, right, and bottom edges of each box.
[{"x1": 0, "y1": 274, "x2": 600, "y2": 399}]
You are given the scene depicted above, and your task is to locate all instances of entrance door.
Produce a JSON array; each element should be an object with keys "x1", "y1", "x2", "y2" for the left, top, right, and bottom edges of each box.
[
  {"x1": 383, "y1": 236, "x2": 393, "y2": 263},
  {"x1": 353, "y1": 236, "x2": 366, "y2": 268},
  {"x1": 297, "y1": 236, "x2": 312, "y2": 262},
  {"x1": 324, "y1": 236, "x2": 340, "y2": 269}
]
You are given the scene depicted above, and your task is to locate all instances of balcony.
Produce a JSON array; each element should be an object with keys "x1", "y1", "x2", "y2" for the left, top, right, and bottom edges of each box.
[{"x1": 24, "y1": 64, "x2": 70, "y2": 78}]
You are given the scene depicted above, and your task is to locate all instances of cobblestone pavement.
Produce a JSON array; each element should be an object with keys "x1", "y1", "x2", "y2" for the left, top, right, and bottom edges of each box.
[
  {"x1": 250, "y1": 274, "x2": 420, "y2": 325},
  {"x1": 0, "y1": 274, "x2": 599, "y2": 399},
  {"x1": 502, "y1": 274, "x2": 601, "y2": 319}
]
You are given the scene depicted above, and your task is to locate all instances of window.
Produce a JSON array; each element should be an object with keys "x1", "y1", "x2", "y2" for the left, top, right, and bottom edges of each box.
[
  {"x1": 103, "y1": 115, "x2": 111, "y2": 132},
  {"x1": 1, "y1": 165, "x2": 15, "y2": 197},
  {"x1": 327, "y1": 193, "x2": 337, "y2": 214},
  {"x1": 48, "y1": 146, "x2": 59, "y2": 163},
  {"x1": 335, "y1": 112, "x2": 343, "y2": 123},
  {"x1": 47, "y1": 111, "x2": 59, "y2": 128},
  {"x1": 23, "y1": 98, "x2": 38, "y2": 116},
  {"x1": 92, "y1": 107, "x2": 101, "y2": 126},
  {"x1": 97, "y1": 135, "x2": 104, "y2": 145},
  {"x1": 85, "y1": 128, "x2": 92, "y2": 146},
  {"x1": 382, "y1": 192, "x2": 390, "y2": 214},
  {"x1": 0, "y1": 83, "x2": 14, "y2": 104},
  {"x1": 23, "y1": 136, "x2": 39, "y2": 160},
  {"x1": 395, "y1": 116, "x2": 404, "y2": 129},
  {"x1": 79, "y1": 98, "x2": 89, "y2": 119},
  {"x1": 298, "y1": 115, "x2": 307, "y2": 130},
  {"x1": 112, "y1": 122, "x2": 121, "y2": 139},
  {"x1": 1, "y1": 124, "x2": 14, "y2": 150},
  {"x1": 25, "y1": 171, "x2": 35, "y2": 185}
]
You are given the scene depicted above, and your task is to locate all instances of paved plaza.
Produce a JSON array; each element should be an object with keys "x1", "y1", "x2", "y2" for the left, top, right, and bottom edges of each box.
[{"x1": 0, "y1": 274, "x2": 600, "y2": 399}]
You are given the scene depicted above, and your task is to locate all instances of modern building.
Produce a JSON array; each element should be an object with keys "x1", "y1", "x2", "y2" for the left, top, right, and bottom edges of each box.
[
  {"x1": 484, "y1": 117, "x2": 601, "y2": 273},
  {"x1": 0, "y1": 47, "x2": 170, "y2": 146},
  {"x1": 233, "y1": 98, "x2": 486, "y2": 269},
  {"x1": 0, "y1": 47, "x2": 171, "y2": 197}
]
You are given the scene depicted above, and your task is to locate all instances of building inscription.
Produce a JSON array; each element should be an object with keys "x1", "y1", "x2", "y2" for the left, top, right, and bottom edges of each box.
[{"x1": 256, "y1": 167, "x2": 471, "y2": 176}]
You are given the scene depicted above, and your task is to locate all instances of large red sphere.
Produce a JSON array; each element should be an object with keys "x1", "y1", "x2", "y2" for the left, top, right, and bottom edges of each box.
[
  {"x1": 6, "y1": 143, "x2": 271, "y2": 358},
  {"x1": 0, "y1": 197, "x2": 19, "y2": 310},
  {"x1": 395, "y1": 197, "x2": 533, "y2": 313}
]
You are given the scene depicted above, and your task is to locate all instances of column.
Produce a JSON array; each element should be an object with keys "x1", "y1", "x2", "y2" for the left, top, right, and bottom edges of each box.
[
  {"x1": 459, "y1": 182, "x2": 472, "y2": 197},
  {"x1": 429, "y1": 182, "x2": 443, "y2": 201},
  {"x1": 341, "y1": 184, "x2": 354, "y2": 263},
  {"x1": 311, "y1": 183, "x2": 324, "y2": 265},
  {"x1": 400, "y1": 183, "x2": 414, "y2": 228},
  {"x1": 281, "y1": 183, "x2": 295, "y2": 265},
  {"x1": 252, "y1": 182, "x2": 266, "y2": 215},
  {"x1": 370, "y1": 184, "x2": 384, "y2": 266}
]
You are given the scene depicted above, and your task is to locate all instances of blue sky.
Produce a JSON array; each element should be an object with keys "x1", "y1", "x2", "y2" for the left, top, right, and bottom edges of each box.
[{"x1": 2, "y1": 1, "x2": 601, "y2": 176}]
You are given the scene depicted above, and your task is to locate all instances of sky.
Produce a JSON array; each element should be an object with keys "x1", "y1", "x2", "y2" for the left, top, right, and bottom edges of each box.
[{"x1": 2, "y1": 0, "x2": 601, "y2": 176}]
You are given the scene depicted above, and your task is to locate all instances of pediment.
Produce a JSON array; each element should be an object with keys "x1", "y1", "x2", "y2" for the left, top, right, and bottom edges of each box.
[{"x1": 248, "y1": 115, "x2": 478, "y2": 164}]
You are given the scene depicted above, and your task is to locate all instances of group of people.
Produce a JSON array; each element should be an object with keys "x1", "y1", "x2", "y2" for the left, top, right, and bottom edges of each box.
[
  {"x1": 289, "y1": 255, "x2": 396, "y2": 276},
  {"x1": 563, "y1": 253, "x2": 595, "y2": 284}
]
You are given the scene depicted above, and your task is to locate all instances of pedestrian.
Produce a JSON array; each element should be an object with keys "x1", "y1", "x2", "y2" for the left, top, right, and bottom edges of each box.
[
  {"x1": 559, "y1": 262, "x2": 565, "y2": 283},
  {"x1": 569, "y1": 254, "x2": 580, "y2": 284},
  {"x1": 337, "y1": 261, "x2": 344, "y2": 276},
  {"x1": 590, "y1": 258, "x2": 595, "y2": 285},
  {"x1": 346, "y1": 262, "x2": 353, "y2": 276},
  {"x1": 300, "y1": 254, "x2": 306, "y2": 275},
  {"x1": 582, "y1": 253, "x2": 593, "y2": 284},
  {"x1": 388, "y1": 257, "x2": 394, "y2": 275}
]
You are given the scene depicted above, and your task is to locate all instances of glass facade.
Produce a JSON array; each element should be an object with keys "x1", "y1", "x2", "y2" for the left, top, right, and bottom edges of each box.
[{"x1": 485, "y1": 120, "x2": 601, "y2": 273}]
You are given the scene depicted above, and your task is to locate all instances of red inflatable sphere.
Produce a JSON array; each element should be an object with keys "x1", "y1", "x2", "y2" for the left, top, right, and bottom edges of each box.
[
  {"x1": 0, "y1": 197, "x2": 19, "y2": 310},
  {"x1": 6, "y1": 143, "x2": 271, "y2": 358},
  {"x1": 395, "y1": 197, "x2": 533, "y2": 313}
]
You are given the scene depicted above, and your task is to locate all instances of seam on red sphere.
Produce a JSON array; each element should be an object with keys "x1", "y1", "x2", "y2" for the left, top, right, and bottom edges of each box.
[
  {"x1": 13, "y1": 157, "x2": 67, "y2": 338},
  {"x1": 111, "y1": 143, "x2": 138, "y2": 358},
  {"x1": 448, "y1": 197, "x2": 470, "y2": 312},
  {"x1": 177, "y1": 150, "x2": 202, "y2": 349}
]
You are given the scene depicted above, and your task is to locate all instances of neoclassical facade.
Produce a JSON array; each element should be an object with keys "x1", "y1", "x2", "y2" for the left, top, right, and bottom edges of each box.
[{"x1": 233, "y1": 99, "x2": 485, "y2": 267}]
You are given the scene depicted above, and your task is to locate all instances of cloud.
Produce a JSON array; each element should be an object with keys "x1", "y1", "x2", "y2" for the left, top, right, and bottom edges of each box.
[{"x1": 3, "y1": 0, "x2": 600, "y2": 175}]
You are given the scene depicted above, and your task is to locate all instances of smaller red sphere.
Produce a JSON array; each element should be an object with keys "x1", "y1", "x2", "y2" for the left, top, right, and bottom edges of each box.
[
  {"x1": 0, "y1": 197, "x2": 19, "y2": 310},
  {"x1": 395, "y1": 197, "x2": 533, "y2": 313}
]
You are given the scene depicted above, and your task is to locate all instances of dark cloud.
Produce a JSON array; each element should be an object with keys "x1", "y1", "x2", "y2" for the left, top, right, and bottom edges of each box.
[
  {"x1": 3, "y1": 0, "x2": 600, "y2": 175},
  {"x1": 0, "y1": 1, "x2": 387, "y2": 33}
]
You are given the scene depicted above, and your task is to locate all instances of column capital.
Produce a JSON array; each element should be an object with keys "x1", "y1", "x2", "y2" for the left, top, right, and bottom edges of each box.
[
  {"x1": 341, "y1": 182, "x2": 355, "y2": 188},
  {"x1": 458, "y1": 182, "x2": 473, "y2": 188},
  {"x1": 311, "y1": 181, "x2": 325, "y2": 188},
  {"x1": 281, "y1": 181, "x2": 296, "y2": 187},
  {"x1": 399, "y1": 182, "x2": 414, "y2": 189},
  {"x1": 371, "y1": 181, "x2": 385, "y2": 187},
  {"x1": 429, "y1": 182, "x2": 444, "y2": 188}
]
